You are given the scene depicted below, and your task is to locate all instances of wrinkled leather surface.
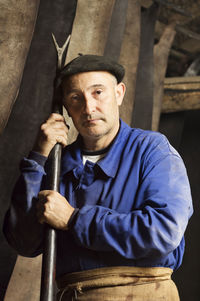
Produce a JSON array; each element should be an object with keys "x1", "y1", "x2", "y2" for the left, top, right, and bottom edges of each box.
[{"x1": 0, "y1": 0, "x2": 40, "y2": 134}]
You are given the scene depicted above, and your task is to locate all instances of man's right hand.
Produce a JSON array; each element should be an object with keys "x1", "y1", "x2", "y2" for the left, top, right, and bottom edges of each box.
[{"x1": 33, "y1": 113, "x2": 69, "y2": 157}]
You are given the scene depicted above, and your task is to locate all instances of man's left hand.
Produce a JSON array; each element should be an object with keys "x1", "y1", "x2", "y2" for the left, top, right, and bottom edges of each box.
[{"x1": 37, "y1": 190, "x2": 75, "y2": 230}]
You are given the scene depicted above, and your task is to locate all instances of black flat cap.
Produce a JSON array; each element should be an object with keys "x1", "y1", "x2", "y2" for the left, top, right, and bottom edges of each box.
[{"x1": 58, "y1": 54, "x2": 125, "y2": 84}]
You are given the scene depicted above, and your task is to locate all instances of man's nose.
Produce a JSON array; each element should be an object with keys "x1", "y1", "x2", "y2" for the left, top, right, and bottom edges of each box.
[{"x1": 83, "y1": 94, "x2": 95, "y2": 114}]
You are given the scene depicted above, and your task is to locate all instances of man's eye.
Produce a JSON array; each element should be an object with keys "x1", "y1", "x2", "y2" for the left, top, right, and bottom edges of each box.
[
  {"x1": 71, "y1": 95, "x2": 79, "y2": 101},
  {"x1": 96, "y1": 90, "x2": 102, "y2": 95}
]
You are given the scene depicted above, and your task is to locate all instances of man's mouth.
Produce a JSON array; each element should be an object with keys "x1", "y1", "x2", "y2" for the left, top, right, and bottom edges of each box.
[{"x1": 84, "y1": 119, "x2": 100, "y2": 126}]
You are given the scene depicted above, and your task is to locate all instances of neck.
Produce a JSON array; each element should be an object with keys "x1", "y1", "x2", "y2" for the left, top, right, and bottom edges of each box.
[{"x1": 83, "y1": 138, "x2": 111, "y2": 151}]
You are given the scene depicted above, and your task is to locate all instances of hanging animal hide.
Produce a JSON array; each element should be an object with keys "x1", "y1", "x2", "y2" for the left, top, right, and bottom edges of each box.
[{"x1": 0, "y1": 0, "x2": 40, "y2": 134}]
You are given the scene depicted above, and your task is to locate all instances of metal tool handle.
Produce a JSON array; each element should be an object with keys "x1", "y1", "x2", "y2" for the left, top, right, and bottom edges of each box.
[
  {"x1": 40, "y1": 35, "x2": 70, "y2": 301},
  {"x1": 40, "y1": 150, "x2": 62, "y2": 301},
  {"x1": 40, "y1": 90, "x2": 63, "y2": 301}
]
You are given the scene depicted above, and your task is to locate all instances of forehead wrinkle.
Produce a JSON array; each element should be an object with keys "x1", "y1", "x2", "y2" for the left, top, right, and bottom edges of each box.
[
  {"x1": 64, "y1": 84, "x2": 106, "y2": 96},
  {"x1": 87, "y1": 84, "x2": 105, "y2": 90}
]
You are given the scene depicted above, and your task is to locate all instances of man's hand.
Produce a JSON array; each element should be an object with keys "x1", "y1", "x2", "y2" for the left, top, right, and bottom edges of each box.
[
  {"x1": 37, "y1": 190, "x2": 75, "y2": 230},
  {"x1": 33, "y1": 113, "x2": 69, "y2": 157}
]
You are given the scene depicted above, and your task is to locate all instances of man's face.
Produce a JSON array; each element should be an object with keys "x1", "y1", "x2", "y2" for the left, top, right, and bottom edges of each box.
[{"x1": 62, "y1": 71, "x2": 125, "y2": 149}]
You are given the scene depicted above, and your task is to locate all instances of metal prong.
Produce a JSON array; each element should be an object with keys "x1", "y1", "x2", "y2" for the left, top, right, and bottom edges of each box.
[{"x1": 52, "y1": 33, "x2": 71, "y2": 70}]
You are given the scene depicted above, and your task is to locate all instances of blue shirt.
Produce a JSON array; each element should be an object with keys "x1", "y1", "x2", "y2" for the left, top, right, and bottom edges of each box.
[{"x1": 4, "y1": 120, "x2": 193, "y2": 278}]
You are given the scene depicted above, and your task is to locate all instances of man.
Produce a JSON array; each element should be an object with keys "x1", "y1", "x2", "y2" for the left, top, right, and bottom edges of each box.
[{"x1": 4, "y1": 55, "x2": 193, "y2": 300}]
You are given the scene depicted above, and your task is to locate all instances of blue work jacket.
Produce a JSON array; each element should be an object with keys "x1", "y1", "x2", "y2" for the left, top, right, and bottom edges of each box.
[{"x1": 4, "y1": 120, "x2": 193, "y2": 278}]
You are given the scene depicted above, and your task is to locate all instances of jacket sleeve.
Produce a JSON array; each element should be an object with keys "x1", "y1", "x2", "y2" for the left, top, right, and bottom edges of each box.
[
  {"x1": 70, "y1": 135, "x2": 193, "y2": 260},
  {"x1": 3, "y1": 152, "x2": 47, "y2": 257}
]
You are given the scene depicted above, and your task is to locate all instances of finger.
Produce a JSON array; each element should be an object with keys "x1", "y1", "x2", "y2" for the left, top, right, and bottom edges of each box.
[
  {"x1": 36, "y1": 202, "x2": 45, "y2": 224},
  {"x1": 38, "y1": 191, "x2": 46, "y2": 199},
  {"x1": 39, "y1": 127, "x2": 68, "y2": 140},
  {"x1": 38, "y1": 190, "x2": 62, "y2": 204},
  {"x1": 56, "y1": 135, "x2": 68, "y2": 148},
  {"x1": 39, "y1": 127, "x2": 68, "y2": 147},
  {"x1": 45, "y1": 119, "x2": 66, "y2": 128},
  {"x1": 36, "y1": 197, "x2": 46, "y2": 210},
  {"x1": 38, "y1": 190, "x2": 51, "y2": 199},
  {"x1": 46, "y1": 113, "x2": 65, "y2": 123},
  {"x1": 50, "y1": 122, "x2": 69, "y2": 133},
  {"x1": 42, "y1": 126, "x2": 68, "y2": 138},
  {"x1": 36, "y1": 202, "x2": 44, "y2": 214},
  {"x1": 41, "y1": 120, "x2": 67, "y2": 130},
  {"x1": 37, "y1": 212, "x2": 45, "y2": 224},
  {"x1": 48, "y1": 129, "x2": 68, "y2": 146},
  {"x1": 41, "y1": 121, "x2": 69, "y2": 135}
]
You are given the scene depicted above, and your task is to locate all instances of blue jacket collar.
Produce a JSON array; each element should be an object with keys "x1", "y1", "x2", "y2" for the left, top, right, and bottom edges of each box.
[{"x1": 61, "y1": 119, "x2": 131, "y2": 177}]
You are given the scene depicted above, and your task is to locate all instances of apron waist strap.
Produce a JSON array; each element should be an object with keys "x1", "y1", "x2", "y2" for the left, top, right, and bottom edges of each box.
[{"x1": 57, "y1": 266, "x2": 173, "y2": 291}]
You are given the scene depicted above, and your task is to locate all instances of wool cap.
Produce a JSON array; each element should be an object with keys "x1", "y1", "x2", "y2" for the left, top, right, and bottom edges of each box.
[{"x1": 58, "y1": 54, "x2": 125, "y2": 84}]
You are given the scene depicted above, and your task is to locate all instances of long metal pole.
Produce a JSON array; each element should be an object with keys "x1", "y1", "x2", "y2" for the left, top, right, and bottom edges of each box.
[{"x1": 40, "y1": 35, "x2": 70, "y2": 301}]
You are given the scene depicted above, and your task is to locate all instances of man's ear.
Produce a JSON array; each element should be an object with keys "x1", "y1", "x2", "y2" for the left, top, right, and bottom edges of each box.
[{"x1": 116, "y1": 82, "x2": 126, "y2": 106}]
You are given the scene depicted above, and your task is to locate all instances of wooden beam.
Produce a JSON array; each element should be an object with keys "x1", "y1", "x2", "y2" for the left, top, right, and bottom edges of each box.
[
  {"x1": 157, "y1": 18, "x2": 200, "y2": 41},
  {"x1": 131, "y1": 3, "x2": 159, "y2": 130},
  {"x1": 152, "y1": 23, "x2": 176, "y2": 131},
  {"x1": 104, "y1": 0, "x2": 128, "y2": 61},
  {"x1": 154, "y1": 0, "x2": 192, "y2": 17},
  {"x1": 176, "y1": 25, "x2": 200, "y2": 41},
  {"x1": 119, "y1": 0, "x2": 141, "y2": 125},
  {"x1": 162, "y1": 76, "x2": 200, "y2": 113},
  {"x1": 170, "y1": 48, "x2": 187, "y2": 59},
  {"x1": 139, "y1": 0, "x2": 153, "y2": 8},
  {"x1": 180, "y1": 38, "x2": 200, "y2": 54}
]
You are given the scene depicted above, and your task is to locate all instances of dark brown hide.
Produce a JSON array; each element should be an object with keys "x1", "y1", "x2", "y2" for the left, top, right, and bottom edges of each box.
[{"x1": 0, "y1": 0, "x2": 40, "y2": 134}]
